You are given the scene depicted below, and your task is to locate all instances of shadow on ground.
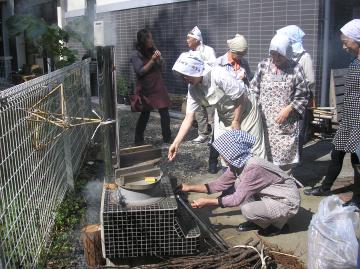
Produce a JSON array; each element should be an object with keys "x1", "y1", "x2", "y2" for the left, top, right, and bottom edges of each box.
[
  {"x1": 191, "y1": 205, "x2": 313, "y2": 235},
  {"x1": 293, "y1": 139, "x2": 333, "y2": 187},
  {"x1": 286, "y1": 207, "x2": 314, "y2": 233}
]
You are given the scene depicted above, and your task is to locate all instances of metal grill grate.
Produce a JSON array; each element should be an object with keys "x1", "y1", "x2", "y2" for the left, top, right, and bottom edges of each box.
[{"x1": 101, "y1": 177, "x2": 200, "y2": 258}]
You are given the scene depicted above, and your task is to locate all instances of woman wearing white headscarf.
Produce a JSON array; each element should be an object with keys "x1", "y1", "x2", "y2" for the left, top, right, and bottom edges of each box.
[
  {"x1": 277, "y1": 25, "x2": 315, "y2": 94},
  {"x1": 186, "y1": 26, "x2": 216, "y2": 147},
  {"x1": 304, "y1": 20, "x2": 360, "y2": 207},
  {"x1": 250, "y1": 34, "x2": 310, "y2": 170},
  {"x1": 168, "y1": 52, "x2": 246, "y2": 163},
  {"x1": 277, "y1": 25, "x2": 315, "y2": 150}
]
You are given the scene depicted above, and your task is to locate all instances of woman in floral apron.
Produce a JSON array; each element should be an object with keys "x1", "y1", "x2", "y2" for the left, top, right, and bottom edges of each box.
[{"x1": 250, "y1": 34, "x2": 309, "y2": 170}]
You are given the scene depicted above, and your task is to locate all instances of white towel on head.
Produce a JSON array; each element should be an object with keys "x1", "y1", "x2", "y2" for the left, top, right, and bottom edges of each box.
[
  {"x1": 227, "y1": 34, "x2": 248, "y2": 52},
  {"x1": 340, "y1": 19, "x2": 360, "y2": 43},
  {"x1": 187, "y1": 26, "x2": 203, "y2": 43},
  {"x1": 277, "y1": 25, "x2": 305, "y2": 54},
  {"x1": 172, "y1": 51, "x2": 211, "y2": 77},
  {"x1": 269, "y1": 34, "x2": 291, "y2": 58}
]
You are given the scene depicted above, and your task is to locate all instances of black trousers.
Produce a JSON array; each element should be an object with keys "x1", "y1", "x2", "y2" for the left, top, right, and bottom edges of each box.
[
  {"x1": 209, "y1": 144, "x2": 219, "y2": 166},
  {"x1": 321, "y1": 148, "x2": 360, "y2": 196},
  {"x1": 135, "y1": 107, "x2": 171, "y2": 144},
  {"x1": 209, "y1": 130, "x2": 220, "y2": 167},
  {"x1": 298, "y1": 108, "x2": 313, "y2": 161}
]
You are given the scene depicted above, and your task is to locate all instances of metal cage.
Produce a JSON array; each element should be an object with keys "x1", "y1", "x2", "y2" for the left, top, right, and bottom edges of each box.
[{"x1": 101, "y1": 177, "x2": 200, "y2": 258}]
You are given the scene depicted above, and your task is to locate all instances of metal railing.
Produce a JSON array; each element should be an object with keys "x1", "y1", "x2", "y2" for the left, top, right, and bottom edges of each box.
[{"x1": 0, "y1": 59, "x2": 93, "y2": 268}]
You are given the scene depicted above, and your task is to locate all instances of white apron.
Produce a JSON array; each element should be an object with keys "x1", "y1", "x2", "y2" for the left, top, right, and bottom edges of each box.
[{"x1": 259, "y1": 67, "x2": 300, "y2": 165}]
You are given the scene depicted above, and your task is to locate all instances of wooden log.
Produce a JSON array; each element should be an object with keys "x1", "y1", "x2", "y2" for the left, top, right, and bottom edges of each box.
[{"x1": 81, "y1": 224, "x2": 106, "y2": 268}]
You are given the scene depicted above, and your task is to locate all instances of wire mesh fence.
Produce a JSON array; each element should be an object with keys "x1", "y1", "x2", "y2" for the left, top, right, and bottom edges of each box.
[{"x1": 0, "y1": 59, "x2": 93, "y2": 268}]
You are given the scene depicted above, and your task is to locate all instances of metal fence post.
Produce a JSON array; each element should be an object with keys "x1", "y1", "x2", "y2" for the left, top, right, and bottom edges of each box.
[
  {"x1": 97, "y1": 46, "x2": 118, "y2": 183},
  {"x1": 64, "y1": 133, "x2": 75, "y2": 189}
]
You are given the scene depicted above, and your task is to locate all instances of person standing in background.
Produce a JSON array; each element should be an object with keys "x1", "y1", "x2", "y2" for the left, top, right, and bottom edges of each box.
[
  {"x1": 304, "y1": 20, "x2": 360, "y2": 208},
  {"x1": 217, "y1": 34, "x2": 253, "y2": 85},
  {"x1": 277, "y1": 25, "x2": 315, "y2": 160},
  {"x1": 130, "y1": 29, "x2": 172, "y2": 145},
  {"x1": 186, "y1": 26, "x2": 216, "y2": 144},
  {"x1": 250, "y1": 34, "x2": 310, "y2": 172},
  {"x1": 210, "y1": 34, "x2": 267, "y2": 172}
]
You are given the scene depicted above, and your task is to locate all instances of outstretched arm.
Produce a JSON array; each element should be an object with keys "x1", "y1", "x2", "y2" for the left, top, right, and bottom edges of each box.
[
  {"x1": 178, "y1": 183, "x2": 208, "y2": 193},
  {"x1": 178, "y1": 183, "x2": 219, "y2": 208},
  {"x1": 191, "y1": 198, "x2": 219, "y2": 208},
  {"x1": 168, "y1": 112, "x2": 195, "y2": 161}
]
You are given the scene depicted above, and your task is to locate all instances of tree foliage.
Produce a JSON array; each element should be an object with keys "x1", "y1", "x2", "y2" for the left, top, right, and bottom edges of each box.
[{"x1": 6, "y1": 15, "x2": 77, "y2": 69}]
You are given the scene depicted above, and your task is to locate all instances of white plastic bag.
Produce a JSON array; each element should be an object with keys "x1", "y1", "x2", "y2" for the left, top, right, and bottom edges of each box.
[{"x1": 308, "y1": 195, "x2": 360, "y2": 269}]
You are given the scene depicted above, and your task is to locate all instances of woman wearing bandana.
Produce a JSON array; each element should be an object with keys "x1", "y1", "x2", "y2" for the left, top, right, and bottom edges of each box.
[
  {"x1": 169, "y1": 51, "x2": 245, "y2": 163},
  {"x1": 178, "y1": 130, "x2": 300, "y2": 236},
  {"x1": 186, "y1": 26, "x2": 216, "y2": 147},
  {"x1": 304, "y1": 20, "x2": 360, "y2": 208},
  {"x1": 250, "y1": 34, "x2": 310, "y2": 171}
]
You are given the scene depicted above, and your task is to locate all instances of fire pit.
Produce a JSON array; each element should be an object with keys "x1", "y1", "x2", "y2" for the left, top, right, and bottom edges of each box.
[{"x1": 101, "y1": 173, "x2": 200, "y2": 258}]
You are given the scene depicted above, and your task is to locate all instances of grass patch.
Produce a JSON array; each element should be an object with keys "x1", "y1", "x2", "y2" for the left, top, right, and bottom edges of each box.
[
  {"x1": 41, "y1": 190, "x2": 86, "y2": 268},
  {"x1": 38, "y1": 149, "x2": 100, "y2": 268}
]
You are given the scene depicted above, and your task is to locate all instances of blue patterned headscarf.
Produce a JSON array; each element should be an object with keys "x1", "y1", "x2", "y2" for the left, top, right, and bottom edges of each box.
[
  {"x1": 212, "y1": 130, "x2": 256, "y2": 168},
  {"x1": 277, "y1": 25, "x2": 305, "y2": 54}
]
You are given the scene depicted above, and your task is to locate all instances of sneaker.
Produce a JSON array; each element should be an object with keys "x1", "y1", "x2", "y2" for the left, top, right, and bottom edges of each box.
[
  {"x1": 303, "y1": 186, "x2": 331, "y2": 196},
  {"x1": 192, "y1": 135, "x2": 208, "y2": 144}
]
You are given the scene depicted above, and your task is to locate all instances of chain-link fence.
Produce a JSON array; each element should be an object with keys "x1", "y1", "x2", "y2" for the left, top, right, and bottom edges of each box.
[{"x1": 0, "y1": 59, "x2": 93, "y2": 268}]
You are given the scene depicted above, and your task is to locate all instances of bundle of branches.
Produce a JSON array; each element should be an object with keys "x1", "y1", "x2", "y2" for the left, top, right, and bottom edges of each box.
[
  {"x1": 102, "y1": 236, "x2": 305, "y2": 269},
  {"x1": 261, "y1": 238, "x2": 305, "y2": 269},
  {"x1": 103, "y1": 238, "x2": 274, "y2": 269}
]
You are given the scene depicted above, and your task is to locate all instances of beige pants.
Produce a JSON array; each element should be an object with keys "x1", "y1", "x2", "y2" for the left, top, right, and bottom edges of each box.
[
  {"x1": 240, "y1": 200, "x2": 289, "y2": 229},
  {"x1": 195, "y1": 106, "x2": 214, "y2": 137}
]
